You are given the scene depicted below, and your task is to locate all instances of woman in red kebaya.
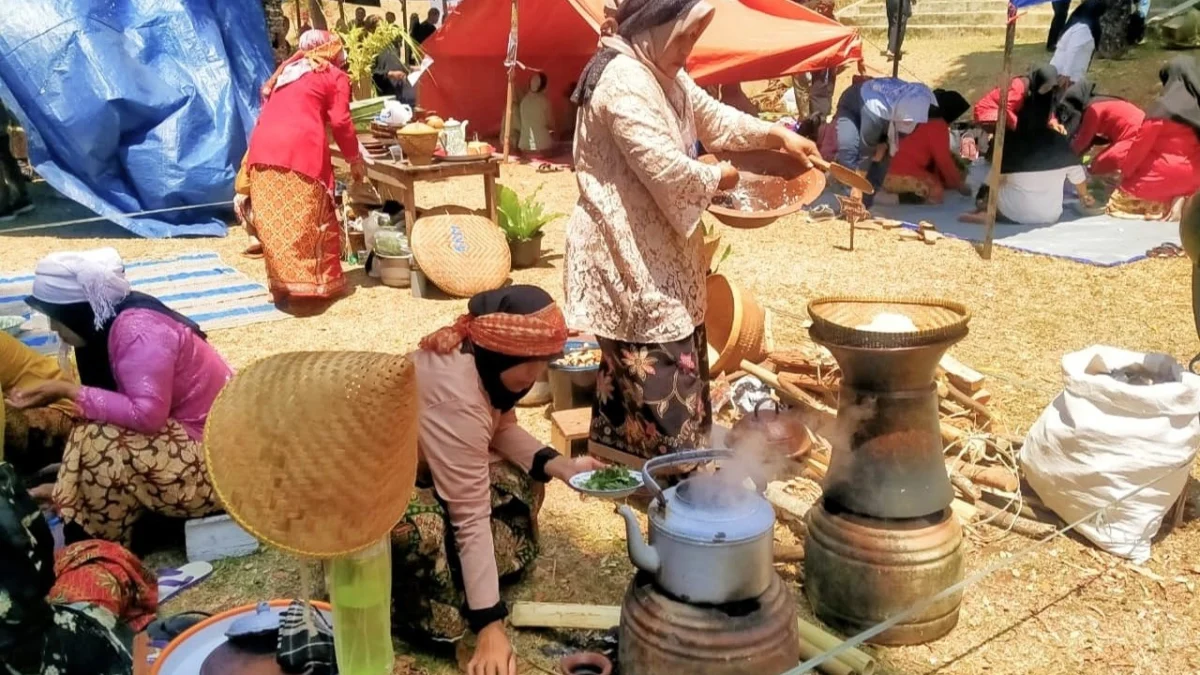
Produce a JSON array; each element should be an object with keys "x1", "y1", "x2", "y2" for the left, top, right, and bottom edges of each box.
[
  {"x1": 1108, "y1": 57, "x2": 1200, "y2": 220},
  {"x1": 884, "y1": 89, "x2": 971, "y2": 204},
  {"x1": 242, "y1": 30, "x2": 366, "y2": 305},
  {"x1": 1055, "y1": 79, "x2": 1145, "y2": 178}
]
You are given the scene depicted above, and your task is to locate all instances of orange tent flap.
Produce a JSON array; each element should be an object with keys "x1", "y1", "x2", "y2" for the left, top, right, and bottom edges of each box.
[{"x1": 422, "y1": 0, "x2": 862, "y2": 137}]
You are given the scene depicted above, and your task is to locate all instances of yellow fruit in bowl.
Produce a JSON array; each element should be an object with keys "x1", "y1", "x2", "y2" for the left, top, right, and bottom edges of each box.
[{"x1": 425, "y1": 116, "x2": 445, "y2": 129}]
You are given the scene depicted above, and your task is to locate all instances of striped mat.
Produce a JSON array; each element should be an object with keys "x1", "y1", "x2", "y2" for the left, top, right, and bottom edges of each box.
[{"x1": 0, "y1": 251, "x2": 289, "y2": 353}]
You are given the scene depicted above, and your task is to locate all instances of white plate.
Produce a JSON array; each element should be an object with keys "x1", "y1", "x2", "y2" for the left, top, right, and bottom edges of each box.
[{"x1": 568, "y1": 468, "x2": 644, "y2": 500}]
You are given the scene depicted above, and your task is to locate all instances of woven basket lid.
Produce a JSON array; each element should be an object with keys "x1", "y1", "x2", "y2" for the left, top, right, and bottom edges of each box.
[
  {"x1": 411, "y1": 214, "x2": 510, "y2": 298},
  {"x1": 204, "y1": 351, "x2": 420, "y2": 559},
  {"x1": 807, "y1": 296, "x2": 970, "y2": 349}
]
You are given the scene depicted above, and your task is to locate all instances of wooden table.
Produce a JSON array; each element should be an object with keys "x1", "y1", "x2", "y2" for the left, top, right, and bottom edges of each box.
[{"x1": 330, "y1": 144, "x2": 500, "y2": 236}]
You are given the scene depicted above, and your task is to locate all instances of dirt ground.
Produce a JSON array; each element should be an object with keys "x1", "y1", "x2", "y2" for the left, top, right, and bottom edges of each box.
[{"x1": 4, "y1": 31, "x2": 1198, "y2": 675}]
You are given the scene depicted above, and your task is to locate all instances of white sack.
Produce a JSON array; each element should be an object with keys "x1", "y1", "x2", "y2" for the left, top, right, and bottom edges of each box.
[{"x1": 1020, "y1": 346, "x2": 1200, "y2": 562}]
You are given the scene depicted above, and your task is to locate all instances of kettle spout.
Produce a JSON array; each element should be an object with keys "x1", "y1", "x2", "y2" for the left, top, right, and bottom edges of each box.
[{"x1": 617, "y1": 505, "x2": 660, "y2": 574}]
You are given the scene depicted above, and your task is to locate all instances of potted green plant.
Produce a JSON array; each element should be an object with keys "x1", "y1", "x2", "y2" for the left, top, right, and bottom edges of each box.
[
  {"x1": 496, "y1": 184, "x2": 565, "y2": 269},
  {"x1": 372, "y1": 228, "x2": 411, "y2": 288}
]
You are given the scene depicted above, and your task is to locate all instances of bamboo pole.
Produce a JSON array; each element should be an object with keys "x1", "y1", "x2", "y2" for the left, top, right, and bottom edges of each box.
[
  {"x1": 981, "y1": 5, "x2": 1017, "y2": 260},
  {"x1": 501, "y1": 0, "x2": 519, "y2": 161},
  {"x1": 293, "y1": 0, "x2": 302, "y2": 32},
  {"x1": 796, "y1": 619, "x2": 877, "y2": 675}
]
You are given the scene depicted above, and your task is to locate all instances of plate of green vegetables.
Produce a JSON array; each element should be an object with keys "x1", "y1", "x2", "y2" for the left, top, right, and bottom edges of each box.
[{"x1": 569, "y1": 466, "x2": 644, "y2": 499}]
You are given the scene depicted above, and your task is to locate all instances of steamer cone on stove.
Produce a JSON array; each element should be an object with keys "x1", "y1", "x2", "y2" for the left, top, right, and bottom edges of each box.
[{"x1": 802, "y1": 296, "x2": 971, "y2": 645}]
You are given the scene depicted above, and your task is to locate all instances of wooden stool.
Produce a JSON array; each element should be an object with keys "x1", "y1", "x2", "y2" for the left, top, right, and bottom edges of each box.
[{"x1": 550, "y1": 407, "x2": 591, "y2": 457}]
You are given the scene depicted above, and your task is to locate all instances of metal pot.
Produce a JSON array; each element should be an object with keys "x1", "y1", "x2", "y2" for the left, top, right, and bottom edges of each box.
[
  {"x1": 616, "y1": 449, "x2": 775, "y2": 604},
  {"x1": 727, "y1": 399, "x2": 812, "y2": 462}
]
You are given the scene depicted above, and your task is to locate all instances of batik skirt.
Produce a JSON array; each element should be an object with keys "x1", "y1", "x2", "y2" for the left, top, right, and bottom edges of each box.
[
  {"x1": 883, "y1": 171, "x2": 946, "y2": 205},
  {"x1": 391, "y1": 461, "x2": 542, "y2": 642},
  {"x1": 589, "y1": 325, "x2": 713, "y2": 462},
  {"x1": 248, "y1": 165, "x2": 346, "y2": 302},
  {"x1": 1107, "y1": 187, "x2": 1173, "y2": 220},
  {"x1": 0, "y1": 462, "x2": 155, "y2": 675},
  {"x1": 3, "y1": 406, "x2": 74, "y2": 478},
  {"x1": 53, "y1": 420, "x2": 221, "y2": 545}
]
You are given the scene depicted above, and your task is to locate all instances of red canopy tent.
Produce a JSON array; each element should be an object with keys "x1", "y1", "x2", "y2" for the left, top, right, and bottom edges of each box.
[{"x1": 419, "y1": 0, "x2": 862, "y2": 137}]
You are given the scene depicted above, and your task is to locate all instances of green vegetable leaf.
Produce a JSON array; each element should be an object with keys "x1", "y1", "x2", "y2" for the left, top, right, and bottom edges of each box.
[
  {"x1": 494, "y1": 182, "x2": 566, "y2": 242},
  {"x1": 582, "y1": 466, "x2": 640, "y2": 491}
]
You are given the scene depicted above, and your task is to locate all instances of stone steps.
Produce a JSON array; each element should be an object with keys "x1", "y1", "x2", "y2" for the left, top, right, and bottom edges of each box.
[
  {"x1": 839, "y1": 0, "x2": 1058, "y2": 17},
  {"x1": 851, "y1": 23, "x2": 1053, "y2": 36},
  {"x1": 839, "y1": 0, "x2": 1056, "y2": 35}
]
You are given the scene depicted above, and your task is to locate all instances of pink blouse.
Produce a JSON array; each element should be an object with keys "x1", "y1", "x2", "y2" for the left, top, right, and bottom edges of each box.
[
  {"x1": 75, "y1": 309, "x2": 234, "y2": 440},
  {"x1": 409, "y1": 348, "x2": 546, "y2": 612}
]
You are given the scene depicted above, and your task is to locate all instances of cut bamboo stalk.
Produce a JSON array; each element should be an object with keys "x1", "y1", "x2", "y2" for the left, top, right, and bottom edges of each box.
[
  {"x1": 509, "y1": 602, "x2": 620, "y2": 631},
  {"x1": 949, "y1": 470, "x2": 982, "y2": 502},
  {"x1": 796, "y1": 619, "x2": 877, "y2": 675},
  {"x1": 797, "y1": 638, "x2": 858, "y2": 675},
  {"x1": 976, "y1": 500, "x2": 1056, "y2": 539},
  {"x1": 774, "y1": 543, "x2": 806, "y2": 563}
]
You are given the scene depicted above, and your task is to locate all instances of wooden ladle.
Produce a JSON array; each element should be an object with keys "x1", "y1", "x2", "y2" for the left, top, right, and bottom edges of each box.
[{"x1": 809, "y1": 155, "x2": 875, "y2": 194}]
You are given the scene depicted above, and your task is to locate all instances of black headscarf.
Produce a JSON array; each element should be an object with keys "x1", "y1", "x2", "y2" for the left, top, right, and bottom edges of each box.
[
  {"x1": 465, "y1": 286, "x2": 560, "y2": 412},
  {"x1": 1001, "y1": 64, "x2": 1080, "y2": 173},
  {"x1": 931, "y1": 89, "x2": 969, "y2": 124},
  {"x1": 1148, "y1": 56, "x2": 1200, "y2": 137},
  {"x1": 1064, "y1": 0, "x2": 1105, "y2": 45},
  {"x1": 1055, "y1": 78, "x2": 1127, "y2": 138},
  {"x1": 571, "y1": 0, "x2": 704, "y2": 105},
  {"x1": 25, "y1": 292, "x2": 206, "y2": 392}
]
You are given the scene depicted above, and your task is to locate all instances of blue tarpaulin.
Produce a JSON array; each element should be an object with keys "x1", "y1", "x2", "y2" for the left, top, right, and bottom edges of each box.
[{"x1": 0, "y1": 1, "x2": 275, "y2": 238}]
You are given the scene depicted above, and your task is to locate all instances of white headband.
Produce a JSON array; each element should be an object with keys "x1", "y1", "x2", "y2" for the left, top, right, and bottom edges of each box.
[{"x1": 30, "y1": 248, "x2": 131, "y2": 330}]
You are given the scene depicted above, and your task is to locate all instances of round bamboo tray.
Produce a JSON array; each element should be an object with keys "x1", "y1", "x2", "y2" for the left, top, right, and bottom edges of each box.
[
  {"x1": 410, "y1": 214, "x2": 510, "y2": 298},
  {"x1": 705, "y1": 274, "x2": 767, "y2": 374},
  {"x1": 807, "y1": 296, "x2": 970, "y2": 349},
  {"x1": 204, "y1": 351, "x2": 420, "y2": 559}
]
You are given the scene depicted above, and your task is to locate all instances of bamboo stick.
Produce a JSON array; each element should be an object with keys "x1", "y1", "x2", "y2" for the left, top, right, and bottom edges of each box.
[
  {"x1": 774, "y1": 543, "x2": 806, "y2": 563},
  {"x1": 500, "y1": 0, "x2": 518, "y2": 161},
  {"x1": 509, "y1": 602, "x2": 619, "y2": 631},
  {"x1": 981, "y1": 7, "x2": 1017, "y2": 259},
  {"x1": 947, "y1": 459, "x2": 1018, "y2": 493},
  {"x1": 741, "y1": 360, "x2": 837, "y2": 420},
  {"x1": 796, "y1": 619, "x2": 877, "y2": 675},
  {"x1": 976, "y1": 500, "x2": 1056, "y2": 539},
  {"x1": 949, "y1": 470, "x2": 982, "y2": 502}
]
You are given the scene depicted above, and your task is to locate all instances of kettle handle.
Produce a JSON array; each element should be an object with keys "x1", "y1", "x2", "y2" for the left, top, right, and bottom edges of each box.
[
  {"x1": 753, "y1": 398, "x2": 781, "y2": 417},
  {"x1": 641, "y1": 448, "x2": 735, "y2": 506}
]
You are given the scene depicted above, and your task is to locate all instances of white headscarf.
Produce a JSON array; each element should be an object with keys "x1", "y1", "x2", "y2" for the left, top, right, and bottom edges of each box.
[
  {"x1": 861, "y1": 79, "x2": 936, "y2": 156},
  {"x1": 30, "y1": 248, "x2": 131, "y2": 330}
]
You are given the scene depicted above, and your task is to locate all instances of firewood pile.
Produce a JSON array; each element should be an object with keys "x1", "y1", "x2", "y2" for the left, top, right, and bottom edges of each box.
[{"x1": 734, "y1": 345, "x2": 1062, "y2": 549}]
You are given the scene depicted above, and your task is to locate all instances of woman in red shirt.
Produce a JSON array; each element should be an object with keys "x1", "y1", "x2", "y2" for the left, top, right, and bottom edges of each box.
[
  {"x1": 1055, "y1": 79, "x2": 1144, "y2": 177},
  {"x1": 883, "y1": 89, "x2": 970, "y2": 204},
  {"x1": 1108, "y1": 57, "x2": 1200, "y2": 220},
  {"x1": 243, "y1": 30, "x2": 366, "y2": 305}
]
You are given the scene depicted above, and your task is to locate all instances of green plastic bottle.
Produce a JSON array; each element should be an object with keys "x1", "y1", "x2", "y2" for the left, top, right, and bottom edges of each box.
[{"x1": 326, "y1": 538, "x2": 393, "y2": 675}]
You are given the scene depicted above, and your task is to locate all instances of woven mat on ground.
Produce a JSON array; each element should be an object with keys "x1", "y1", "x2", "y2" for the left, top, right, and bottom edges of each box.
[
  {"x1": 0, "y1": 251, "x2": 288, "y2": 353},
  {"x1": 814, "y1": 162, "x2": 1182, "y2": 267}
]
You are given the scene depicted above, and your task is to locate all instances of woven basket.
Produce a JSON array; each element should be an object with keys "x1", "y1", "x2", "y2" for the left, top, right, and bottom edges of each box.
[
  {"x1": 807, "y1": 296, "x2": 970, "y2": 349},
  {"x1": 705, "y1": 274, "x2": 767, "y2": 374},
  {"x1": 204, "y1": 351, "x2": 420, "y2": 559},
  {"x1": 396, "y1": 128, "x2": 440, "y2": 166},
  {"x1": 410, "y1": 214, "x2": 510, "y2": 298}
]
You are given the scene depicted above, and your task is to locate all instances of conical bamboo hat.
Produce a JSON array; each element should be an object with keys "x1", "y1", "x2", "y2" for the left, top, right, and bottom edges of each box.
[{"x1": 204, "y1": 351, "x2": 420, "y2": 558}]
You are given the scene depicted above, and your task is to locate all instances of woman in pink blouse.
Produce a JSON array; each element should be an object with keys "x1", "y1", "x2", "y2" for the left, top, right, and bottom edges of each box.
[
  {"x1": 567, "y1": 0, "x2": 821, "y2": 464},
  {"x1": 392, "y1": 286, "x2": 602, "y2": 675},
  {"x1": 7, "y1": 248, "x2": 232, "y2": 544}
]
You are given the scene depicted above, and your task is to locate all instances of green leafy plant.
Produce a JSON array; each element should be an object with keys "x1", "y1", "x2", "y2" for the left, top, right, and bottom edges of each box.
[
  {"x1": 373, "y1": 228, "x2": 409, "y2": 257},
  {"x1": 495, "y1": 184, "x2": 566, "y2": 243},
  {"x1": 338, "y1": 23, "x2": 423, "y2": 93},
  {"x1": 712, "y1": 244, "x2": 733, "y2": 274}
]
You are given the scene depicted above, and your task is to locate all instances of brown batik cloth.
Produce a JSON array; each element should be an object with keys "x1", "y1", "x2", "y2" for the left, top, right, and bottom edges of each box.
[
  {"x1": 3, "y1": 406, "x2": 74, "y2": 478},
  {"x1": 589, "y1": 325, "x2": 713, "y2": 461},
  {"x1": 52, "y1": 420, "x2": 221, "y2": 545},
  {"x1": 391, "y1": 461, "x2": 543, "y2": 643}
]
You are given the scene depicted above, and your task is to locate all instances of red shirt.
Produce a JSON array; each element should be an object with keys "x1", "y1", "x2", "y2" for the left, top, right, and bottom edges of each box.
[
  {"x1": 973, "y1": 77, "x2": 1027, "y2": 129},
  {"x1": 247, "y1": 67, "x2": 362, "y2": 188},
  {"x1": 1119, "y1": 119, "x2": 1200, "y2": 202},
  {"x1": 887, "y1": 119, "x2": 963, "y2": 190},
  {"x1": 1071, "y1": 100, "x2": 1145, "y2": 155}
]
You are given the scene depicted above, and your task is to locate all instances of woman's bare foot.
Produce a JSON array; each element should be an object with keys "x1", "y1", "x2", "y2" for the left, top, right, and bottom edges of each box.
[{"x1": 958, "y1": 211, "x2": 987, "y2": 224}]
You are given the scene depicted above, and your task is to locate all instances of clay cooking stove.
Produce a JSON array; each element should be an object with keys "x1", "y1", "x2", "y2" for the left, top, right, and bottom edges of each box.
[{"x1": 803, "y1": 296, "x2": 971, "y2": 645}]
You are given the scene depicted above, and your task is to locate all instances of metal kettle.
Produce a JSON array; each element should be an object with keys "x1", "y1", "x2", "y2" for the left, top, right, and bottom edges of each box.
[
  {"x1": 727, "y1": 400, "x2": 812, "y2": 462},
  {"x1": 616, "y1": 449, "x2": 776, "y2": 604}
]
